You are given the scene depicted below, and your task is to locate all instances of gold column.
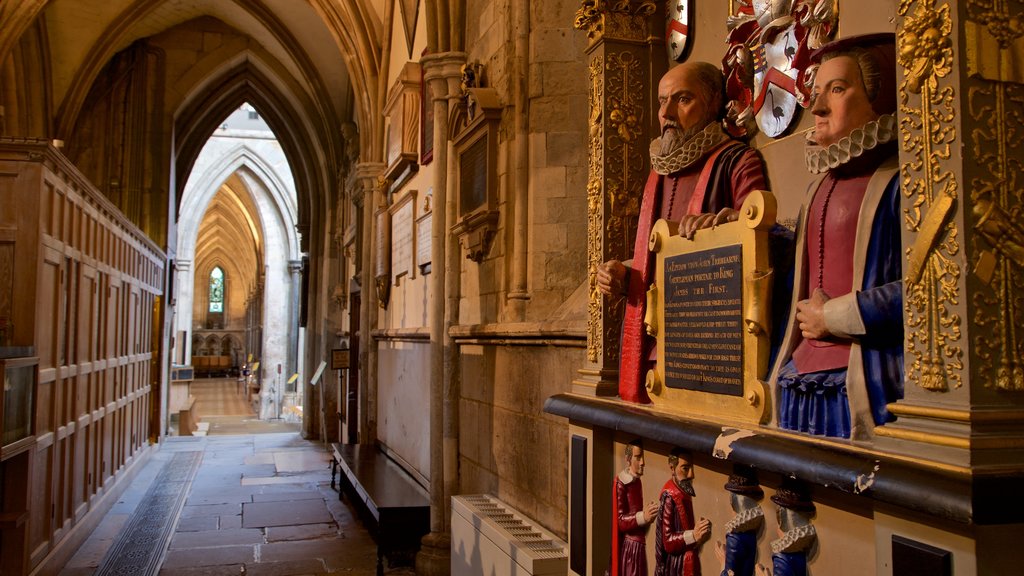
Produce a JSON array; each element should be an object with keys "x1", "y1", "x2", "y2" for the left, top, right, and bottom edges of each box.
[
  {"x1": 572, "y1": 0, "x2": 662, "y2": 397},
  {"x1": 876, "y1": 0, "x2": 1024, "y2": 468}
]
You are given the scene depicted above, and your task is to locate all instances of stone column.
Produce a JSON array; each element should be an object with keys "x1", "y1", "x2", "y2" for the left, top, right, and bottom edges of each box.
[
  {"x1": 417, "y1": 50, "x2": 467, "y2": 576},
  {"x1": 354, "y1": 161, "x2": 385, "y2": 444},
  {"x1": 572, "y1": 0, "x2": 662, "y2": 396},
  {"x1": 287, "y1": 260, "x2": 302, "y2": 376},
  {"x1": 875, "y1": 0, "x2": 1024, "y2": 479},
  {"x1": 174, "y1": 259, "x2": 193, "y2": 362}
]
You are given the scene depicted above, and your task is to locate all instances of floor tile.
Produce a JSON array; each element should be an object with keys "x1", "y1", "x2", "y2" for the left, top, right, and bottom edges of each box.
[{"x1": 241, "y1": 499, "x2": 333, "y2": 528}]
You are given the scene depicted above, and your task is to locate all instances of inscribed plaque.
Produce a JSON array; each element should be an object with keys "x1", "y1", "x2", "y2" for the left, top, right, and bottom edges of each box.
[
  {"x1": 663, "y1": 245, "x2": 744, "y2": 396},
  {"x1": 645, "y1": 190, "x2": 777, "y2": 424},
  {"x1": 417, "y1": 210, "x2": 432, "y2": 273},
  {"x1": 390, "y1": 191, "x2": 416, "y2": 285}
]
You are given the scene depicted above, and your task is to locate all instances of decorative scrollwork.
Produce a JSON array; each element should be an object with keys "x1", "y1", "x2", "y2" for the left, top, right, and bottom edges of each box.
[
  {"x1": 573, "y1": 0, "x2": 655, "y2": 42},
  {"x1": 966, "y1": 0, "x2": 1024, "y2": 391},
  {"x1": 587, "y1": 54, "x2": 606, "y2": 363},
  {"x1": 967, "y1": 0, "x2": 1024, "y2": 48},
  {"x1": 898, "y1": 0, "x2": 963, "y2": 391}
]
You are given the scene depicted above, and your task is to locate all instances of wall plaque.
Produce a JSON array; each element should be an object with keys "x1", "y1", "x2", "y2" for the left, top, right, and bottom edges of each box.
[
  {"x1": 390, "y1": 190, "x2": 416, "y2": 285},
  {"x1": 417, "y1": 209, "x2": 432, "y2": 274},
  {"x1": 645, "y1": 190, "x2": 777, "y2": 424},
  {"x1": 663, "y1": 244, "x2": 744, "y2": 396},
  {"x1": 374, "y1": 207, "x2": 390, "y2": 308}
]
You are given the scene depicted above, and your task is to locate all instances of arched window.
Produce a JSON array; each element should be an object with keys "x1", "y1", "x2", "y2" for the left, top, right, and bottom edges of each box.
[{"x1": 209, "y1": 267, "x2": 225, "y2": 312}]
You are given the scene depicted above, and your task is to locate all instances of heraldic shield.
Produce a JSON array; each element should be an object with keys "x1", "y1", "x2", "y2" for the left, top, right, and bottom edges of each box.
[
  {"x1": 723, "y1": 0, "x2": 837, "y2": 138},
  {"x1": 666, "y1": 0, "x2": 691, "y2": 62}
]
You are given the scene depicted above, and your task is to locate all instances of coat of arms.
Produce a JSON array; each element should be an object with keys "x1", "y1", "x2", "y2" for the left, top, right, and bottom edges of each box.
[
  {"x1": 723, "y1": 0, "x2": 837, "y2": 138},
  {"x1": 667, "y1": 1, "x2": 691, "y2": 62}
]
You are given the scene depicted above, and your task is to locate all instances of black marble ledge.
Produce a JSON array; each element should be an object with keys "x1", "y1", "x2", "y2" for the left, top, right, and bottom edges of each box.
[{"x1": 544, "y1": 393, "x2": 1024, "y2": 526}]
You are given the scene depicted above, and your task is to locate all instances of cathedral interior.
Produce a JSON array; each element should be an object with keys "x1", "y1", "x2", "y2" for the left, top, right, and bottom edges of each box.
[{"x1": 1, "y1": 1, "x2": 1023, "y2": 575}]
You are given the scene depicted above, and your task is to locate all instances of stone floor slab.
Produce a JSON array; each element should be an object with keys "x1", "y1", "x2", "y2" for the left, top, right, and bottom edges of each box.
[
  {"x1": 219, "y1": 514, "x2": 243, "y2": 529},
  {"x1": 264, "y1": 523, "x2": 338, "y2": 542},
  {"x1": 244, "y1": 453, "x2": 276, "y2": 465},
  {"x1": 181, "y1": 502, "x2": 242, "y2": 518},
  {"x1": 169, "y1": 528, "x2": 265, "y2": 549},
  {"x1": 161, "y1": 545, "x2": 255, "y2": 569},
  {"x1": 176, "y1": 516, "x2": 220, "y2": 532},
  {"x1": 273, "y1": 451, "x2": 330, "y2": 473},
  {"x1": 242, "y1": 498, "x2": 332, "y2": 528},
  {"x1": 240, "y1": 558, "x2": 327, "y2": 576},
  {"x1": 251, "y1": 490, "x2": 323, "y2": 503}
]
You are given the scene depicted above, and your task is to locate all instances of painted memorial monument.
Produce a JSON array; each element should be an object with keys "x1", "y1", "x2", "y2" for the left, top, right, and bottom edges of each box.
[{"x1": 551, "y1": 2, "x2": 1024, "y2": 575}]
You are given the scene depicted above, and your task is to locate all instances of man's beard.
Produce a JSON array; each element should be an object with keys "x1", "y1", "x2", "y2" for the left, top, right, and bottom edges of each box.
[
  {"x1": 649, "y1": 121, "x2": 727, "y2": 175},
  {"x1": 675, "y1": 477, "x2": 696, "y2": 497},
  {"x1": 658, "y1": 122, "x2": 704, "y2": 156}
]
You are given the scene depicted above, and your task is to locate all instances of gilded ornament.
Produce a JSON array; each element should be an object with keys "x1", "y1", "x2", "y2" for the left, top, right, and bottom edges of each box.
[
  {"x1": 573, "y1": 0, "x2": 655, "y2": 43},
  {"x1": 965, "y1": 1, "x2": 1024, "y2": 391},
  {"x1": 898, "y1": 1, "x2": 953, "y2": 94},
  {"x1": 898, "y1": 0, "x2": 964, "y2": 391}
]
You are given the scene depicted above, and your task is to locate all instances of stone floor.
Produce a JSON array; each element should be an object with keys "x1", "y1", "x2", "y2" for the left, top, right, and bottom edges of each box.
[{"x1": 59, "y1": 379, "x2": 417, "y2": 576}]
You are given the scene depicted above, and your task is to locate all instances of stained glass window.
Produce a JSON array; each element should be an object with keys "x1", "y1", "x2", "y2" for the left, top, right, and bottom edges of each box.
[{"x1": 209, "y1": 267, "x2": 224, "y2": 313}]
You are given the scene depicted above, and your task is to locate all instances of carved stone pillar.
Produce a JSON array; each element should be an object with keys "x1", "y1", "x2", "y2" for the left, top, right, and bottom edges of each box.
[
  {"x1": 876, "y1": 0, "x2": 1024, "y2": 474},
  {"x1": 354, "y1": 161, "x2": 385, "y2": 444},
  {"x1": 572, "y1": 0, "x2": 662, "y2": 396},
  {"x1": 416, "y1": 50, "x2": 466, "y2": 576}
]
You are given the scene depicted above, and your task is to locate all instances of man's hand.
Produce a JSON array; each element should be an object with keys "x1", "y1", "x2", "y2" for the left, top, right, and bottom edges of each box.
[
  {"x1": 645, "y1": 500, "x2": 660, "y2": 522},
  {"x1": 679, "y1": 208, "x2": 740, "y2": 239},
  {"x1": 596, "y1": 260, "x2": 627, "y2": 296},
  {"x1": 694, "y1": 517, "x2": 711, "y2": 543},
  {"x1": 796, "y1": 288, "x2": 831, "y2": 340}
]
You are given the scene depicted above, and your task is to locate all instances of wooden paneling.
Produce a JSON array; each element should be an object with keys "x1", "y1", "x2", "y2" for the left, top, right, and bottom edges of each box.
[{"x1": 0, "y1": 140, "x2": 165, "y2": 575}]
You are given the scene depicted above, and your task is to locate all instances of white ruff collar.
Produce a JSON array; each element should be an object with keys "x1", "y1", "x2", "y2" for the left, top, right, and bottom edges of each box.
[
  {"x1": 650, "y1": 122, "x2": 729, "y2": 175},
  {"x1": 724, "y1": 504, "x2": 765, "y2": 532},
  {"x1": 724, "y1": 506, "x2": 764, "y2": 534},
  {"x1": 804, "y1": 114, "x2": 897, "y2": 174},
  {"x1": 770, "y1": 524, "x2": 817, "y2": 554}
]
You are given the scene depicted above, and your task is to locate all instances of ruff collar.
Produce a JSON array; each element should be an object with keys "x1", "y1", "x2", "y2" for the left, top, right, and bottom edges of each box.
[
  {"x1": 804, "y1": 114, "x2": 897, "y2": 174},
  {"x1": 770, "y1": 524, "x2": 817, "y2": 554},
  {"x1": 650, "y1": 122, "x2": 730, "y2": 175},
  {"x1": 617, "y1": 469, "x2": 638, "y2": 484},
  {"x1": 724, "y1": 506, "x2": 764, "y2": 534}
]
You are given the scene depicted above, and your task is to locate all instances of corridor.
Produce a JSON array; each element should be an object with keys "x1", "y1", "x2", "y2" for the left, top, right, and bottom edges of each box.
[{"x1": 58, "y1": 380, "x2": 415, "y2": 576}]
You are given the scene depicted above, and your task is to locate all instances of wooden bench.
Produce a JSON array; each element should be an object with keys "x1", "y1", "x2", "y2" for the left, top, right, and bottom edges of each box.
[{"x1": 330, "y1": 443, "x2": 430, "y2": 575}]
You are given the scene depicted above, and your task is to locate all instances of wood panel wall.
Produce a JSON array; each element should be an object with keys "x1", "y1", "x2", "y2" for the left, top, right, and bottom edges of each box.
[{"x1": 0, "y1": 138, "x2": 165, "y2": 575}]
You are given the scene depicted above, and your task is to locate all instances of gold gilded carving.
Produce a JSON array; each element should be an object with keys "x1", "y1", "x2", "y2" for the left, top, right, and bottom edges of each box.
[
  {"x1": 965, "y1": 0, "x2": 1024, "y2": 391},
  {"x1": 966, "y1": 1, "x2": 1024, "y2": 84},
  {"x1": 573, "y1": 0, "x2": 656, "y2": 44},
  {"x1": 644, "y1": 190, "x2": 776, "y2": 424},
  {"x1": 587, "y1": 55, "x2": 607, "y2": 363},
  {"x1": 898, "y1": 0, "x2": 964, "y2": 391},
  {"x1": 587, "y1": 48, "x2": 648, "y2": 364},
  {"x1": 905, "y1": 186, "x2": 956, "y2": 284}
]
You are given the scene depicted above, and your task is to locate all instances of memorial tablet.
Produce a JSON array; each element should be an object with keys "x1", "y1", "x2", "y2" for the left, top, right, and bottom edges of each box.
[
  {"x1": 663, "y1": 244, "x2": 744, "y2": 396},
  {"x1": 645, "y1": 190, "x2": 776, "y2": 424}
]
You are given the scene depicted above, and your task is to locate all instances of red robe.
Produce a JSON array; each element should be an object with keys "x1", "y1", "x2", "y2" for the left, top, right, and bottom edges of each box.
[
  {"x1": 613, "y1": 470, "x2": 651, "y2": 576},
  {"x1": 656, "y1": 479, "x2": 701, "y2": 576},
  {"x1": 620, "y1": 141, "x2": 767, "y2": 402}
]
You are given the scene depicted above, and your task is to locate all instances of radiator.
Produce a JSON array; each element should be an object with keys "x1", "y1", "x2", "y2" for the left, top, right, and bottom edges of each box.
[{"x1": 451, "y1": 494, "x2": 568, "y2": 576}]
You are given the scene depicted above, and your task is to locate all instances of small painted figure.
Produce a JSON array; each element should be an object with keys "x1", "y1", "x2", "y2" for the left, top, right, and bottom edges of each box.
[
  {"x1": 655, "y1": 449, "x2": 710, "y2": 576},
  {"x1": 596, "y1": 61, "x2": 768, "y2": 404},
  {"x1": 756, "y1": 482, "x2": 817, "y2": 576},
  {"x1": 714, "y1": 467, "x2": 765, "y2": 576},
  {"x1": 613, "y1": 440, "x2": 660, "y2": 576},
  {"x1": 768, "y1": 33, "x2": 903, "y2": 439}
]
